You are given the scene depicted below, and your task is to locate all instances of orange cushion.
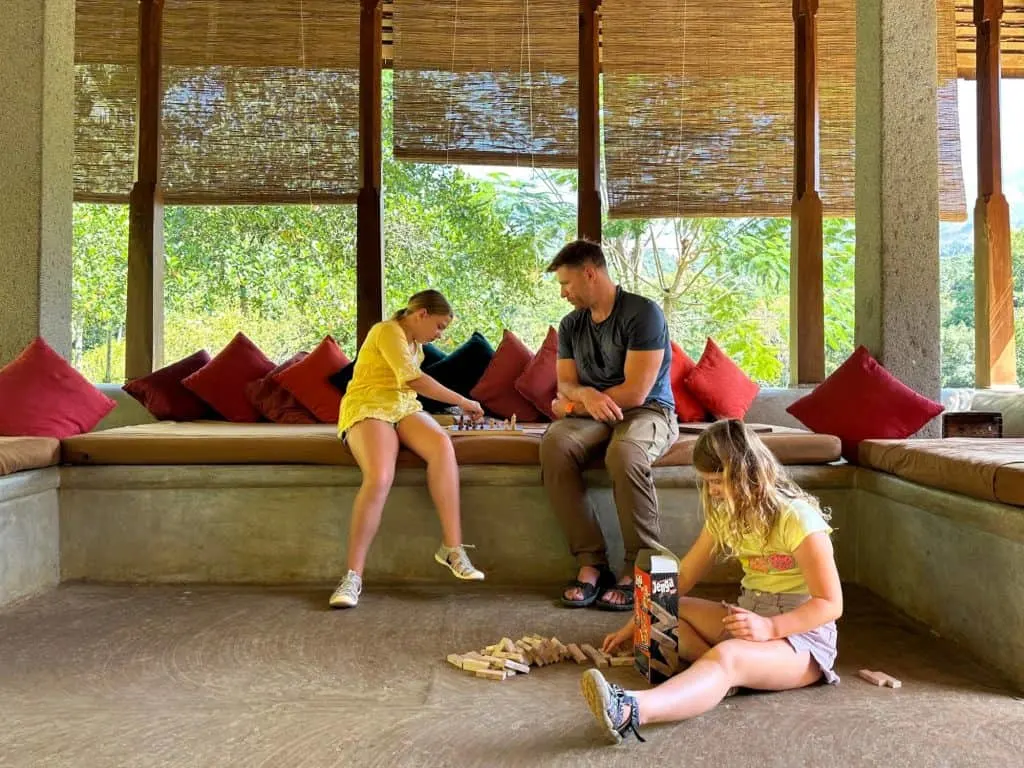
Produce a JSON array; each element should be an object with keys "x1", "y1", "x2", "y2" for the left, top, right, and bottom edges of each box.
[
  {"x1": 274, "y1": 336, "x2": 351, "y2": 423},
  {"x1": 470, "y1": 330, "x2": 543, "y2": 421}
]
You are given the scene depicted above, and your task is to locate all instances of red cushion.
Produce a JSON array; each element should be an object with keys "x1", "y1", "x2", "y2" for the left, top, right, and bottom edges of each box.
[
  {"x1": 182, "y1": 333, "x2": 275, "y2": 422},
  {"x1": 669, "y1": 342, "x2": 707, "y2": 422},
  {"x1": 514, "y1": 327, "x2": 559, "y2": 420},
  {"x1": 123, "y1": 350, "x2": 216, "y2": 421},
  {"x1": 273, "y1": 335, "x2": 351, "y2": 423},
  {"x1": 0, "y1": 337, "x2": 116, "y2": 438},
  {"x1": 683, "y1": 338, "x2": 760, "y2": 419},
  {"x1": 786, "y1": 345, "x2": 945, "y2": 462},
  {"x1": 245, "y1": 352, "x2": 318, "y2": 424},
  {"x1": 470, "y1": 330, "x2": 543, "y2": 421}
]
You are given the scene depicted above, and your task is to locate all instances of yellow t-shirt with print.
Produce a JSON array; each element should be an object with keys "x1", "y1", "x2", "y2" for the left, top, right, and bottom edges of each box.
[
  {"x1": 726, "y1": 498, "x2": 832, "y2": 594},
  {"x1": 337, "y1": 319, "x2": 425, "y2": 435}
]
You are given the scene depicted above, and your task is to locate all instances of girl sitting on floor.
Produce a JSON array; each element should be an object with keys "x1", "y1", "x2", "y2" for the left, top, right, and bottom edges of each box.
[
  {"x1": 581, "y1": 418, "x2": 842, "y2": 743},
  {"x1": 329, "y1": 290, "x2": 486, "y2": 609}
]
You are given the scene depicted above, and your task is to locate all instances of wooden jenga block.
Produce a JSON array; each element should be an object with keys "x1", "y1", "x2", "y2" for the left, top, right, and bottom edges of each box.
[
  {"x1": 500, "y1": 637, "x2": 517, "y2": 653},
  {"x1": 462, "y1": 658, "x2": 491, "y2": 673},
  {"x1": 580, "y1": 643, "x2": 609, "y2": 668},
  {"x1": 478, "y1": 655, "x2": 507, "y2": 669},
  {"x1": 504, "y1": 659, "x2": 530, "y2": 674},
  {"x1": 493, "y1": 651, "x2": 528, "y2": 664},
  {"x1": 858, "y1": 669, "x2": 886, "y2": 687},
  {"x1": 567, "y1": 643, "x2": 589, "y2": 664},
  {"x1": 875, "y1": 670, "x2": 902, "y2": 689},
  {"x1": 474, "y1": 668, "x2": 507, "y2": 681},
  {"x1": 446, "y1": 654, "x2": 465, "y2": 670},
  {"x1": 550, "y1": 637, "x2": 569, "y2": 661},
  {"x1": 609, "y1": 655, "x2": 635, "y2": 667},
  {"x1": 463, "y1": 651, "x2": 489, "y2": 663}
]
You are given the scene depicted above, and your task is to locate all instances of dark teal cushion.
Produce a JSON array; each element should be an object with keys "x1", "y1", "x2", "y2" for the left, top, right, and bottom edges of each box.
[{"x1": 419, "y1": 332, "x2": 495, "y2": 412}]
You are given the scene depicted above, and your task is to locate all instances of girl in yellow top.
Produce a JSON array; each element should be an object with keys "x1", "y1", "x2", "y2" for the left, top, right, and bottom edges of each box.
[
  {"x1": 330, "y1": 290, "x2": 486, "y2": 609},
  {"x1": 582, "y1": 419, "x2": 843, "y2": 743}
]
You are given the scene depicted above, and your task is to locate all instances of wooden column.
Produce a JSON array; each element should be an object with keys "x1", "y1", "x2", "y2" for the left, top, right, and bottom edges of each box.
[
  {"x1": 577, "y1": 0, "x2": 602, "y2": 243},
  {"x1": 974, "y1": 0, "x2": 1016, "y2": 387},
  {"x1": 357, "y1": 0, "x2": 384, "y2": 346},
  {"x1": 125, "y1": 0, "x2": 165, "y2": 379},
  {"x1": 790, "y1": 0, "x2": 824, "y2": 385}
]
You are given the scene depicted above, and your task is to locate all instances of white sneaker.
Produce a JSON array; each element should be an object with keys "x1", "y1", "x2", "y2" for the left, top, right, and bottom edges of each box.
[
  {"x1": 435, "y1": 544, "x2": 485, "y2": 581},
  {"x1": 329, "y1": 570, "x2": 362, "y2": 608}
]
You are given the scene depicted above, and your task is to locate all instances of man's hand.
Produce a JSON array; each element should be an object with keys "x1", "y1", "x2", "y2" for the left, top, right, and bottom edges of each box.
[
  {"x1": 551, "y1": 395, "x2": 569, "y2": 420},
  {"x1": 579, "y1": 388, "x2": 624, "y2": 422}
]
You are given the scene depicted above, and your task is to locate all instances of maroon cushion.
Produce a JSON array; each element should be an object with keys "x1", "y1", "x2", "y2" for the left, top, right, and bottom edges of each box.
[
  {"x1": 245, "y1": 353, "x2": 318, "y2": 424},
  {"x1": 123, "y1": 350, "x2": 216, "y2": 421},
  {"x1": 0, "y1": 337, "x2": 116, "y2": 438},
  {"x1": 683, "y1": 338, "x2": 760, "y2": 419},
  {"x1": 514, "y1": 327, "x2": 559, "y2": 420},
  {"x1": 470, "y1": 330, "x2": 543, "y2": 421},
  {"x1": 786, "y1": 345, "x2": 945, "y2": 462},
  {"x1": 182, "y1": 333, "x2": 275, "y2": 422},
  {"x1": 669, "y1": 341, "x2": 707, "y2": 422}
]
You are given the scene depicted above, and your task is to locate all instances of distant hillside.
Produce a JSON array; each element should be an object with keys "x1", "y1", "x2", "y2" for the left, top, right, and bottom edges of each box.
[{"x1": 940, "y1": 166, "x2": 1024, "y2": 257}]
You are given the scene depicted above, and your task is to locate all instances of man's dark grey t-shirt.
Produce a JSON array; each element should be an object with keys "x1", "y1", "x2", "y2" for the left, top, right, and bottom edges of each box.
[{"x1": 557, "y1": 287, "x2": 675, "y2": 410}]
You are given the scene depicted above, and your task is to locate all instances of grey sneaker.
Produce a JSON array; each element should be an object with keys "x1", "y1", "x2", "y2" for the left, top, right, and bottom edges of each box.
[
  {"x1": 329, "y1": 570, "x2": 362, "y2": 608},
  {"x1": 434, "y1": 544, "x2": 485, "y2": 581},
  {"x1": 580, "y1": 668, "x2": 645, "y2": 744}
]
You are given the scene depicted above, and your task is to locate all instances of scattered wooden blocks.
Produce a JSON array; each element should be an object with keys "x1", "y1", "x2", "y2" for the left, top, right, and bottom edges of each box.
[
  {"x1": 859, "y1": 668, "x2": 902, "y2": 688},
  {"x1": 446, "y1": 632, "x2": 638, "y2": 680}
]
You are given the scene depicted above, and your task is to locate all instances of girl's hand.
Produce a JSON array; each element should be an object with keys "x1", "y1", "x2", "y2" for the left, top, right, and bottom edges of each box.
[
  {"x1": 722, "y1": 606, "x2": 777, "y2": 642},
  {"x1": 458, "y1": 398, "x2": 484, "y2": 421},
  {"x1": 601, "y1": 621, "x2": 634, "y2": 655}
]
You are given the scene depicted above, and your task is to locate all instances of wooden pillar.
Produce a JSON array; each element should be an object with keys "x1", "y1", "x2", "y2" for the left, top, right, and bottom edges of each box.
[
  {"x1": 125, "y1": 0, "x2": 165, "y2": 379},
  {"x1": 577, "y1": 0, "x2": 601, "y2": 243},
  {"x1": 790, "y1": 0, "x2": 824, "y2": 385},
  {"x1": 974, "y1": 0, "x2": 1016, "y2": 387},
  {"x1": 357, "y1": 0, "x2": 384, "y2": 346}
]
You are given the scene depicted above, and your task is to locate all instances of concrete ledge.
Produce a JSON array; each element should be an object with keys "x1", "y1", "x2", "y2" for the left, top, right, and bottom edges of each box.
[
  {"x1": 0, "y1": 468, "x2": 60, "y2": 607},
  {"x1": 856, "y1": 470, "x2": 1024, "y2": 544},
  {"x1": 851, "y1": 481, "x2": 1024, "y2": 691}
]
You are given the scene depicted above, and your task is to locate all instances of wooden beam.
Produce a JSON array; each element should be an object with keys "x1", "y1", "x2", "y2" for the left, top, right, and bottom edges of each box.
[
  {"x1": 578, "y1": 0, "x2": 602, "y2": 242},
  {"x1": 357, "y1": 0, "x2": 385, "y2": 346},
  {"x1": 125, "y1": 0, "x2": 164, "y2": 379},
  {"x1": 974, "y1": 0, "x2": 1016, "y2": 387},
  {"x1": 790, "y1": 0, "x2": 824, "y2": 385}
]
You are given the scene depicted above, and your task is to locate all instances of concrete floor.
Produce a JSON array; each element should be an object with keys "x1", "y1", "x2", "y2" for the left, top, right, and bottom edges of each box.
[{"x1": 0, "y1": 582, "x2": 1021, "y2": 767}]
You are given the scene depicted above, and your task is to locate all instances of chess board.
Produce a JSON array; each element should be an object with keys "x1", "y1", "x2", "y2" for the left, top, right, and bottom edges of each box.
[{"x1": 447, "y1": 421, "x2": 525, "y2": 435}]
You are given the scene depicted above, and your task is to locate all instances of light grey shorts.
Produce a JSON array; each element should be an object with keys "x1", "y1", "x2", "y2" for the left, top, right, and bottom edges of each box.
[{"x1": 737, "y1": 588, "x2": 840, "y2": 685}]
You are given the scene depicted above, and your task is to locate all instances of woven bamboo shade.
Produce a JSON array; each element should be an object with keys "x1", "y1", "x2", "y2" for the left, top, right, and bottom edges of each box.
[
  {"x1": 956, "y1": 2, "x2": 1024, "y2": 77},
  {"x1": 601, "y1": 0, "x2": 968, "y2": 221},
  {"x1": 939, "y1": 0, "x2": 968, "y2": 222},
  {"x1": 159, "y1": 0, "x2": 361, "y2": 203},
  {"x1": 391, "y1": 0, "x2": 578, "y2": 168},
  {"x1": 74, "y1": 0, "x2": 138, "y2": 203}
]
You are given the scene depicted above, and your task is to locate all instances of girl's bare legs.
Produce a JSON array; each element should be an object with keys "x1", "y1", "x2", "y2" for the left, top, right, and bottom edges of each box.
[
  {"x1": 397, "y1": 412, "x2": 461, "y2": 547},
  {"x1": 344, "y1": 419, "x2": 400, "y2": 574}
]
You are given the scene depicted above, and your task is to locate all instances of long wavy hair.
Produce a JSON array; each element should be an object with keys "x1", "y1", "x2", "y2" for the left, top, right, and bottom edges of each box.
[{"x1": 692, "y1": 419, "x2": 828, "y2": 557}]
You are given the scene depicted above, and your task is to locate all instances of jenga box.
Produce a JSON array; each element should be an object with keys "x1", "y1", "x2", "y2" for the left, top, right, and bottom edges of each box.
[{"x1": 633, "y1": 547, "x2": 682, "y2": 683}]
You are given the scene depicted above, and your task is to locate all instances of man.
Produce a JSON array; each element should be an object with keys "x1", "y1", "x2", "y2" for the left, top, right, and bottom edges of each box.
[{"x1": 540, "y1": 239, "x2": 678, "y2": 610}]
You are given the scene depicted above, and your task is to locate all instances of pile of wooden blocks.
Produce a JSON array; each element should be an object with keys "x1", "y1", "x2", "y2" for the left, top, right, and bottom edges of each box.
[{"x1": 446, "y1": 634, "x2": 634, "y2": 681}]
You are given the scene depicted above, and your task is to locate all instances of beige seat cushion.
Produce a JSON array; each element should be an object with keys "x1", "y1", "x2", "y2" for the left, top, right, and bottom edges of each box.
[
  {"x1": 0, "y1": 437, "x2": 61, "y2": 476},
  {"x1": 61, "y1": 421, "x2": 841, "y2": 467},
  {"x1": 859, "y1": 438, "x2": 1024, "y2": 506}
]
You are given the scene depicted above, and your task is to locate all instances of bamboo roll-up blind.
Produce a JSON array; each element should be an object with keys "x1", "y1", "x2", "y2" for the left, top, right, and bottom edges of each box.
[
  {"x1": 74, "y1": 0, "x2": 139, "y2": 203},
  {"x1": 392, "y1": 0, "x2": 578, "y2": 168},
  {"x1": 939, "y1": 0, "x2": 968, "y2": 222},
  {"x1": 601, "y1": 0, "x2": 968, "y2": 221},
  {"x1": 956, "y1": 2, "x2": 1024, "y2": 77},
  {"x1": 159, "y1": 0, "x2": 361, "y2": 204}
]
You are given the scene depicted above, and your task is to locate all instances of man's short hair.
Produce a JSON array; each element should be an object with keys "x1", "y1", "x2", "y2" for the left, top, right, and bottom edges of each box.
[{"x1": 545, "y1": 239, "x2": 607, "y2": 272}]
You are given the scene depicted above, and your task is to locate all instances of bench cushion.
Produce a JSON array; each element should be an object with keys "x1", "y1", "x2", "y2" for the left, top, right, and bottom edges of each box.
[
  {"x1": 859, "y1": 438, "x2": 1024, "y2": 506},
  {"x1": 61, "y1": 422, "x2": 841, "y2": 467},
  {"x1": 0, "y1": 437, "x2": 61, "y2": 476}
]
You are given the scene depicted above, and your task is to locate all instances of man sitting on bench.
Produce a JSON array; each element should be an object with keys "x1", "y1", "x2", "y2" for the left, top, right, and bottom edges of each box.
[{"x1": 540, "y1": 240, "x2": 678, "y2": 610}]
